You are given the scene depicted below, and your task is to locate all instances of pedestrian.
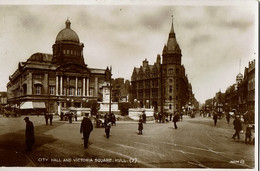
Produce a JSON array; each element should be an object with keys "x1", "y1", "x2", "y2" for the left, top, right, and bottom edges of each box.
[
  {"x1": 232, "y1": 115, "x2": 242, "y2": 140},
  {"x1": 172, "y1": 112, "x2": 179, "y2": 129},
  {"x1": 60, "y1": 112, "x2": 64, "y2": 121},
  {"x1": 44, "y1": 112, "x2": 49, "y2": 125},
  {"x1": 49, "y1": 113, "x2": 53, "y2": 125},
  {"x1": 213, "y1": 113, "x2": 218, "y2": 126},
  {"x1": 153, "y1": 112, "x2": 158, "y2": 123},
  {"x1": 245, "y1": 124, "x2": 252, "y2": 144},
  {"x1": 180, "y1": 111, "x2": 183, "y2": 121},
  {"x1": 105, "y1": 122, "x2": 111, "y2": 139},
  {"x1": 142, "y1": 111, "x2": 146, "y2": 124},
  {"x1": 75, "y1": 112, "x2": 77, "y2": 121},
  {"x1": 226, "y1": 112, "x2": 230, "y2": 124},
  {"x1": 24, "y1": 117, "x2": 35, "y2": 152},
  {"x1": 80, "y1": 114, "x2": 93, "y2": 148},
  {"x1": 111, "y1": 112, "x2": 116, "y2": 126},
  {"x1": 68, "y1": 113, "x2": 73, "y2": 123},
  {"x1": 138, "y1": 115, "x2": 143, "y2": 135}
]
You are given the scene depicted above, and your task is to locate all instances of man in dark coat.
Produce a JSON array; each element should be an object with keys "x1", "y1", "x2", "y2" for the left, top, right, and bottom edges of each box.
[
  {"x1": 138, "y1": 115, "x2": 143, "y2": 135},
  {"x1": 44, "y1": 112, "x2": 49, "y2": 125},
  {"x1": 232, "y1": 115, "x2": 242, "y2": 139},
  {"x1": 105, "y1": 122, "x2": 111, "y2": 139},
  {"x1": 49, "y1": 113, "x2": 53, "y2": 125},
  {"x1": 24, "y1": 117, "x2": 35, "y2": 152},
  {"x1": 142, "y1": 111, "x2": 146, "y2": 124},
  {"x1": 213, "y1": 113, "x2": 218, "y2": 126},
  {"x1": 80, "y1": 114, "x2": 93, "y2": 148},
  {"x1": 173, "y1": 112, "x2": 180, "y2": 129}
]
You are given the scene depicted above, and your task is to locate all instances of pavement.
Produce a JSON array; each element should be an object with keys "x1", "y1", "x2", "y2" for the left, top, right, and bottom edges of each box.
[{"x1": 0, "y1": 114, "x2": 256, "y2": 168}]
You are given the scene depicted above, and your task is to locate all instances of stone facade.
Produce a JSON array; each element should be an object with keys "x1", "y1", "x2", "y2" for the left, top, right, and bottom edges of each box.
[
  {"x1": 7, "y1": 19, "x2": 111, "y2": 114},
  {"x1": 131, "y1": 20, "x2": 192, "y2": 113}
]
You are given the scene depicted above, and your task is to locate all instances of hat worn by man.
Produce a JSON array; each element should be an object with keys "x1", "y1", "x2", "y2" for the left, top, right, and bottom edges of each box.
[{"x1": 24, "y1": 117, "x2": 29, "y2": 120}]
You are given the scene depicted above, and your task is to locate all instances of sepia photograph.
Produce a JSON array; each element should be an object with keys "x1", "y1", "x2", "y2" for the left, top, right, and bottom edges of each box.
[{"x1": 0, "y1": 0, "x2": 258, "y2": 170}]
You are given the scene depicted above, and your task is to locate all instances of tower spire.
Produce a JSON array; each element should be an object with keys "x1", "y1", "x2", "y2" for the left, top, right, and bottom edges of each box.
[{"x1": 170, "y1": 14, "x2": 174, "y2": 34}]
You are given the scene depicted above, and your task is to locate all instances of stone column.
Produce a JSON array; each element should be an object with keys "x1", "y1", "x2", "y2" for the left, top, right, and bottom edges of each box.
[
  {"x1": 60, "y1": 76, "x2": 63, "y2": 95},
  {"x1": 67, "y1": 77, "x2": 69, "y2": 95},
  {"x1": 83, "y1": 78, "x2": 86, "y2": 96},
  {"x1": 75, "y1": 77, "x2": 78, "y2": 96},
  {"x1": 95, "y1": 77, "x2": 98, "y2": 96},
  {"x1": 87, "y1": 78, "x2": 89, "y2": 96},
  {"x1": 56, "y1": 75, "x2": 59, "y2": 96}
]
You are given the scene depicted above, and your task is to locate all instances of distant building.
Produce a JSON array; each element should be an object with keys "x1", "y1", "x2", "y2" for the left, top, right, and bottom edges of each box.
[
  {"x1": 0, "y1": 92, "x2": 7, "y2": 109},
  {"x1": 111, "y1": 78, "x2": 130, "y2": 102},
  {"x1": 237, "y1": 59, "x2": 255, "y2": 112},
  {"x1": 131, "y1": 19, "x2": 192, "y2": 113},
  {"x1": 7, "y1": 19, "x2": 111, "y2": 114}
]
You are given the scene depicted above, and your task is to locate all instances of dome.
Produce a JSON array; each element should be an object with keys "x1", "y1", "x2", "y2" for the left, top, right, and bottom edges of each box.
[
  {"x1": 236, "y1": 73, "x2": 243, "y2": 79},
  {"x1": 55, "y1": 19, "x2": 80, "y2": 43}
]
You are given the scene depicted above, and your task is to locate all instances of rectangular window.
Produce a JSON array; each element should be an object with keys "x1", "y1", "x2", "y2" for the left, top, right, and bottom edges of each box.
[
  {"x1": 63, "y1": 88, "x2": 66, "y2": 95},
  {"x1": 69, "y1": 87, "x2": 74, "y2": 96},
  {"x1": 169, "y1": 68, "x2": 173, "y2": 74},
  {"x1": 89, "y1": 88, "x2": 94, "y2": 96},
  {"x1": 170, "y1": 96, "x2": 172, "y2": 101},
  {"x1": 36, "y1": 86, "x2": 41, "y2": 95},
  {"x1": 77, "y1": 88, "x2": 81, "y2": 96},
  {"x1": 50, "y1": 87, "x2": 55, "y2": 95},
  {"x1": 169, "y1": 86, "x2": 172, "y2": 93}
]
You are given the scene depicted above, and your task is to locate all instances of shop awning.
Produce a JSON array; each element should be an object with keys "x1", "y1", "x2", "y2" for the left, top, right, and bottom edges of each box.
[{"x1": 20, "y1": 102, "x2": 46, "y2": 109}]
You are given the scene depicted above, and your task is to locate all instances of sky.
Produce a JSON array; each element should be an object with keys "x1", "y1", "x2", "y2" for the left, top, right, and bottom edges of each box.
[{"x1": 0, "y1": 1, "x2": 257, "y2": 103}]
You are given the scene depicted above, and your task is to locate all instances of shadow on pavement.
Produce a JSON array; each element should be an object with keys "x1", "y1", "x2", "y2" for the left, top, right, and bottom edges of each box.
[{"x1": 0, "y1": 122, "x2": 64, "y2": 166}]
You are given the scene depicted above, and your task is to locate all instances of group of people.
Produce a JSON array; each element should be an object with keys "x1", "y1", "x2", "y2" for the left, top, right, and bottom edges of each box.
[
  {"x1": 212, "y1": 109, "x2": 254, "y2": 145},
  {"x1": 153, "y1": 111, "x2": 183, "y2": 124},
  {"x1": 44, "y1": 113, "x2": 53, "y2": 125},
  {"x1": 60, "y1": 112, "x2": 77, "y2": 123}
]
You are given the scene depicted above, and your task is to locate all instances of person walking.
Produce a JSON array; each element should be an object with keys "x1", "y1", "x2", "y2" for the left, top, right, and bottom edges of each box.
[
  {"x1": 60, "y1": 112, "x2": 64, "y2": 121},
  {"x1": 138, "y1": 115, "x2": 143, "y2": 135},
  {"x1": 80, "y1": 114, "x2": 93, "y2": 148},
  {"x1": 49, "y1": 113, "x2": 53, "y2": 125},
  {"x1": 226, "y1": 112, "x2": 230, "y2": 124},
  {"x1": 213, "y1": 113, "x2": 218, "y2": 126},
  {"x1": 24, "y1": 117, "x2": 35, "y2": 152},
  {"x1": 245, "y1": 124, "x2": 252, "y2": 144},
  {"x1": 74, "y1": 112, "x2": 78, "y2": 122},
  {"x1": 68, "y1": 113, "x2": 73, "y2": 123},
  {"x1": 111, "y1": 112, "x2": 116, "y2": 126},
  {"x1": 105, "y1": 122, "x2": 111, "y2": 139},
  {"x1": 142, "y1": 111, "x2": 146, "y2": 124},
  {"x1": 44, "y1": 112, "x2": 49, "y2": 125},
  {"x1": 232, "y1": 115, "x2": 242, "y2": 140},
  {"x1": 172, "y1": 112, "x2": 180, "y2": 129}
]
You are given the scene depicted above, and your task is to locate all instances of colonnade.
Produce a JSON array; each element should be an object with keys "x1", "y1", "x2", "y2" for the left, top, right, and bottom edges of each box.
[{"x1": 55, "y1": 75, "x2": 95, "y2": 97}]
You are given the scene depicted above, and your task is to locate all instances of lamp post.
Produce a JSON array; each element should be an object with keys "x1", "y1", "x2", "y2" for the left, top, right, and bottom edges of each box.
[{"x1": 109, "y1": 66, "x2": 112, "y2": 115}]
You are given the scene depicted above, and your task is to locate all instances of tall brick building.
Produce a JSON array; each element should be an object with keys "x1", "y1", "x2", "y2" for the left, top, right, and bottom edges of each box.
[
  {"x1": 131, "y1": 20, "x2": 192, "y2": 113},
  {"x1": 7, "y1": 19, "x2": 111, "y2": 114}
]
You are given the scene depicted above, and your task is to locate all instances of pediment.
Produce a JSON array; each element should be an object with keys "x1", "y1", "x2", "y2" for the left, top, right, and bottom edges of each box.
[{"x1": 57, "y1": 63, "x2": 90, "y2": 74}]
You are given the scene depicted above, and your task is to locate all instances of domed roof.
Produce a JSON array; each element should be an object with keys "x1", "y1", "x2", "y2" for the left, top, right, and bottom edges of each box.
[
  {"x1": 56, "y1": 19, "x2": 80, "y2": 43},
  {"x1": 236, "y1": 73, "x2": 243, "y2": 80}
]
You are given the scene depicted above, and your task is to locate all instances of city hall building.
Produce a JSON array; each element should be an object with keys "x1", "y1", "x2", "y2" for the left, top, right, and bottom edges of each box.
[
  {"x1": 7, "y1": 19, "x2": 111, "y2": 114},
  {"x1": 131, "y1": 20, "x2": 192, "y2": 113}
]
